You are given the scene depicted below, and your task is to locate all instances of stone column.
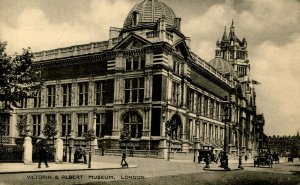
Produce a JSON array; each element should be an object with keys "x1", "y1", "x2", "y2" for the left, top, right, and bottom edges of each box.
[
  {"x1": 40, "y1": 113, "x2": 45, "y2": 137},
  {"x1": 23, "y1": 136, "x2": 32, "y2": 164},
  {"x1": 112, "y1": 109, "x2": 120, "y2": 138},
  {"x1": 90, "y1": 111, "x2": 98, "y2": 149},
  {"x1": 71, "y1": 79, "x2": 77, "y2": 106},
  {"x1": 88, "y1": 78, "x2": 95, "y2": 105},
  {"x1": 55, "y1": 138, "x2": 63, "y2": 162},
  {"x1": 55, "y1": 81, "x2": 61, "y2": 107}
]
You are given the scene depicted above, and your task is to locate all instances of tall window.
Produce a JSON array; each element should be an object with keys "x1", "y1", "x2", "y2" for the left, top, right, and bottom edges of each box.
[
  {"x1": 78, "y1": 82, "x2": 88, "y2": 106},
  {"x1": 220, "y1": 128, "x2": 224, "y2": 142},
  {"x1": 203, "y1": 96, "x2": 208, "y2": 116},
  {"x1": 210, "y1": 100, "x2": 214, "y2": 118},
  {"x1": 125, "y1": 55, "x2": 145, "y2": 70},
  {"x1": 215, "y1": 126, "x2": 219, "y2": 141},
  {"x1": 173, "y1": 60, "x2": 180, "y2": 75},
  {"x1": 196, "y1": 93, "x2": 201, "y2": 115},
  {"x1": 230, "y1": 51, "x2": 234, "y2": 59},
  {"x1": 123, "y1": 112, "x2": 143, "y2": 139},
  {"x1": 188, "y1": 90, "x2": 194, "y2": 112},
  {"x1": 172, "y1": 81, "x2": 180, "y2": 106},
  {"x1": 21, "y1": 98, "x2": 28, "y2": 108},
  {"x1": 61, "y1": 114, "x2": 71, "y2": 137},
  {"x1": 62, "y1": 84, "x2": 72, "y2": 107},
  {"x1": 208, "y1": 124, "x2": 212, "y2": 142},
  {"x1": 0, "y1": 115, "x2": 10, "y2": 136},
  {"x1": 32, "y1": 115, "x2": 41, "y2": 136},
  {"x1": 202, "y1": 123, "x2": 206, "y2": 142},
  {"x1": 33, "y1": 92, "x2": 41, "y2": 108},
  {"x1": 125, "y1": 78, "x2": 144, "y2": 103},
  {"x1": 216, "y1": 103, "x2": 220, "y2": 120},
  {"x1": 47, "y1": 85, "x2": 56, "y2": 107},
  {"x1": 95, "y1": 81, "x2": 106, "y2": 105},
  {"x1": 77, "y1": 114, "x2": 88, "y2": 137},
  {"x1": 46, "y1": 114, "x2": 56, "y2": 124},
  {"x1": 96, "y1": 113, "x2": 106, "y2": 137},
  {"x1": 238, "y1": 66, "x2": 247, "y2": 76}
]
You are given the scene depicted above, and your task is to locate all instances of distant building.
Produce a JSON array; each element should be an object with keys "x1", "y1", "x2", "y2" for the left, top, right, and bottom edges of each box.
[
  {"x1": 1, "y1": 0, "x2": 265, "y2": 159},
  {"x1": 268, "y1": 131, "x2": 300, "y2": 157}
]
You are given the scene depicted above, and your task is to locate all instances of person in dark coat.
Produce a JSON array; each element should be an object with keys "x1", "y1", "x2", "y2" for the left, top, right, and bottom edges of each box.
[
  {"x1": 38, "y1": 145, "x2": 49, "y2": 168},
  {"x1": 120, "y1": 150, "x2": 128, "y2": 166}
]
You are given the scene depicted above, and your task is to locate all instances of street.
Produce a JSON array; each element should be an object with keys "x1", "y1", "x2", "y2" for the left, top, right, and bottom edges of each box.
[{"x1": 0, "y1": 156, "x2": 299, "y2": 185}]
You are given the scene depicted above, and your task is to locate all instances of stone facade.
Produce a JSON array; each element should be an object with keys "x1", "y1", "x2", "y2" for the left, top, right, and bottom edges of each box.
[{"x1": 1, "y1": 0, "x2": 264, "y2": 160}]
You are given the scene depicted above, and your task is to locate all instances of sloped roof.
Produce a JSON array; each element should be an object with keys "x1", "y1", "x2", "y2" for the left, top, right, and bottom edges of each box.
[{"x1": 208, "y1": 57, "x2": 237, "y2": 77}]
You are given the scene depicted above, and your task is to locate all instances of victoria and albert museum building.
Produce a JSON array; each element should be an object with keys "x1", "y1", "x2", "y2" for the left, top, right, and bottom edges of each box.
[{"x1": 2, "y1": 0, "x2": 265, "y2": 160}]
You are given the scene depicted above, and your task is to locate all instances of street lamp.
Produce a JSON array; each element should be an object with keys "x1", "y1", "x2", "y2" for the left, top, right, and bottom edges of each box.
[
  {"x1": 166, "y1": 123, "x2": 171, "y2": 161},
  {"x1": 221, "y1": 96, "x2": 230, "y2": 170},
  {"x1": 236, "y1": 125, "x2": 244, "y2": 169},
  {"x1": 193, "y1": 135, "x2": 197, "y2": 162},
  {"x1": 63, "y1": 130, "x2": 72, "y2": 162},
  {"x1": 68, "y1": 137, "x2": 73, "y2": 163}
]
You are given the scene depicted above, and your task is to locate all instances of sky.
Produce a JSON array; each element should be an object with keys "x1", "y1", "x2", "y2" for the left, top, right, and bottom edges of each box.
[{"x1": 0, "y1": 0, "x2": 300, "y2": 136}]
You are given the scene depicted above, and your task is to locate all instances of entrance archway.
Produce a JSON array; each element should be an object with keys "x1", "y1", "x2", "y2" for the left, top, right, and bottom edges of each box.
[{"x1": 169, "y1": 114, "x2": 182, "y2": 140}]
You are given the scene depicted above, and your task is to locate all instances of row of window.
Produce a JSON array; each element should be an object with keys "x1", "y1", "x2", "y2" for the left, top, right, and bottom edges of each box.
[
  {"x1": 172, "y1": 83, "x2": 223, "y2": 120},
  {"x1": 17, "y1": 112, "x2": 144, "y2": 139},
  {"x1": 17, "y1": 113, "x2": 106, "y2": 138},
  {"x1": 22, "y1": 77, "x2": 145, "y2": 108}
]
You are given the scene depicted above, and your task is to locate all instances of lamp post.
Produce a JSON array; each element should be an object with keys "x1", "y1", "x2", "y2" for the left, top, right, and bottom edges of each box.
[
  {"x1": 63, "y1": 131, "x2": 72, "y2": 162},
  {"x1": 236, "y1": 125, "x2": 244, "y2": 169},
  {"x1": 166, "y1": 124, "x2": 171, "y2": 161},
  {"x1": 63, "y1": 132, "x2": 68, "y2": 162},
  {"x1": 193, "y1": 135, "x2": 196, "y2": 162},
  {"x1": 68, "y1": 137, "x2": 73, "y2": 163},
  {"x1": 221, "y1": 96, "x2": 230, "y2": 170}
]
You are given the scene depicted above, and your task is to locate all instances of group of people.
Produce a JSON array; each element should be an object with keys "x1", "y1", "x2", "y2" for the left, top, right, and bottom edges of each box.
[
  {"x1": 37, "y1": 140, "x2": 129, "y2": 168},
  {"x1": 74, "y1": 146, "x2": 87, "y2": 163}
]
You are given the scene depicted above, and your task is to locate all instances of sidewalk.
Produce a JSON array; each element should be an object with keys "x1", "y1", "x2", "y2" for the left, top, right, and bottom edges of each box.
[{"x1": 0, "y1": 162, "x2": 137, "y2": 174}]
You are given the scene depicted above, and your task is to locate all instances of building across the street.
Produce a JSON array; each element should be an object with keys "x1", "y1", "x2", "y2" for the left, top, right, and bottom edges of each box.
[
  {"x1": 268, "y1": 131, "x2": 300, "y2": 158},
  {"x1": 1, "y1": 0, "x2": 265, "y2": 160}
]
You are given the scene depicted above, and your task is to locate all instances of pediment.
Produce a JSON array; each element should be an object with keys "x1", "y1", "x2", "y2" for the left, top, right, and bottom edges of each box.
[
  {"x1": 173, "y1": 39, "x2": 191, "y2": 59},
  {"x1": 112, "y1": 34, "x2": 152, "y2": 51}
]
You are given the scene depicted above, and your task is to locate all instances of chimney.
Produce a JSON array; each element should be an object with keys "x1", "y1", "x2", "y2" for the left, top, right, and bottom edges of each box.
[
  {"x1": 185, "y1": 37, "x2": 191, "y2": 48},
  {"x1": 109, "y1": 27, "x2": 121, "y2": 39},
  {"x1": 174, "y1": 18, "x2": 181, "y2": 31}
]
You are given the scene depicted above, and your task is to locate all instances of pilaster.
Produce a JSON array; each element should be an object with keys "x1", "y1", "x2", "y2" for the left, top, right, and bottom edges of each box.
[
  {"x1": 71, "y1": 79, "x2": 77, "y2": 106},
  {"x1": 88, "y1": 77, "x2": 95, "y2": 105}
]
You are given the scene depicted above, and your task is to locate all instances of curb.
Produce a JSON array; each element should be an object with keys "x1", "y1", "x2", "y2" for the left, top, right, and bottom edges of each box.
[
  {"x1": 203, "y1": 167, "x2": 244, "y2": 171},
  {"x1": 0, "y1": 165, "x2": 138, "y2": 174}
]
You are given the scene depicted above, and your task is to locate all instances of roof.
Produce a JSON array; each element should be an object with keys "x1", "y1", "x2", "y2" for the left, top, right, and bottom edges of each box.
[
  {"x1": 123, "y1": 0, "x2": 177, "y2": 29},
  {"x1": 208, "y1": 57, "x2": 237, "y2": 77}
]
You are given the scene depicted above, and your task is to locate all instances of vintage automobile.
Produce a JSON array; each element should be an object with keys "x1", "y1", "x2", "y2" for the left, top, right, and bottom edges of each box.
[
  {"x1": 254, "y1": 155, "x2": 273, "y2": 167},
  {"x1": 198, "y1": 145, "x2": 214, "y2": 163}
]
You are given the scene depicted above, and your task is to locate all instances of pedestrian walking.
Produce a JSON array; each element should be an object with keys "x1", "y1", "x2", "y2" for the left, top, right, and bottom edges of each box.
[
  {"x1": 121, "y1": 150, "x2": 128, "y2": 167},
  {"x1": 38, "y1": 145, "x2": 49, "y2": 168},
  {"x1": 129, "y1": 149, "x2": 134, "y2": 157},
  {"x1": 245, "y1": 155, "x2": 248, "y2": 162}
]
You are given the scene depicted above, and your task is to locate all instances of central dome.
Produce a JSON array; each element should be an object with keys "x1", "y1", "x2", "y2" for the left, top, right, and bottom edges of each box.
[
  {"x1": 123, "y1": 0, "x2": 177, "y2": 29},
  {"x1": 209, "y1": 58, "x2": 237, "y2": 78}
]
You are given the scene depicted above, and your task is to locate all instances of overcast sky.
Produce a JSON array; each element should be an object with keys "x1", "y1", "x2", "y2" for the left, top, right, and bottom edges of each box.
[{"x1": 1, "y1": 0, "x2": 300, "y2": 136}]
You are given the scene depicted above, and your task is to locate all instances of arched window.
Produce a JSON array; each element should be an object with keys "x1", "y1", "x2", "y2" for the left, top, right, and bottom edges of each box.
[
  {"x1": 123, "y1": 112, "x2": 143, "y2": 139},
  {"x1": 168, "y1": 114, "x2": 181, "y2": 140}
]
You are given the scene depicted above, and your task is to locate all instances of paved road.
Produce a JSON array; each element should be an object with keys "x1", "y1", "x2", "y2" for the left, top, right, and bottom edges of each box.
[{"x1": 0, "y1": 156, "x2": 299, "y2": 185}]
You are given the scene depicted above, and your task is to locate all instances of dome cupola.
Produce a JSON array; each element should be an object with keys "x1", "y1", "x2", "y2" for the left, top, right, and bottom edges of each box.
[
  {"x1": 209, "y1": 58, "x2": 237, "y2": 79},
  {"x1": 123, "y1": 0, "x2": 179, "y2": 30}
]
